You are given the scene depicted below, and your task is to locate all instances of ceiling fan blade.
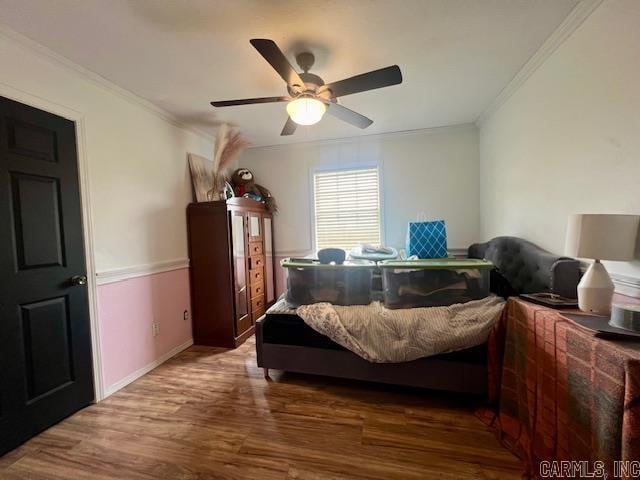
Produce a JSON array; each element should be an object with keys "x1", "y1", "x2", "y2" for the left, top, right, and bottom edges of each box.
[
  {"x1": 211, "y1": 96, "x2": 289, "y2": 107},
  {"x1": 281, "y1": 117, "x2": 297, "y2": 136},
  {"x1": 326, "y1": 102, "x2": 373, "y2": 129},
  {"x1": 250, "y1": 39, "x2": 304, "y2": 89},
  {"x1": 323, "y1": 65, "x2": 402, "y2": 98}
]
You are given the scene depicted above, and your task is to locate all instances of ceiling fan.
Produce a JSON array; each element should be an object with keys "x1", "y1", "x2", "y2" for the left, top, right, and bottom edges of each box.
[{"x1": 211, "y1": 39, "x2": 403, "y2": 136}]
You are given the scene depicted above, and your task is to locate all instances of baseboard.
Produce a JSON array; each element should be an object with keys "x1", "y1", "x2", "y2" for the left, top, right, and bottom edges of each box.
[{"x1": 101, "y1": 339, "x2": 194, "y2": 399}]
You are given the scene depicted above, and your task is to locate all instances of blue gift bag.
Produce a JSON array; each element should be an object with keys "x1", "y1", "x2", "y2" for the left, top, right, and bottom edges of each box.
[{"x1": 406, "y1": 220, "x2": 448, "y2": 258}]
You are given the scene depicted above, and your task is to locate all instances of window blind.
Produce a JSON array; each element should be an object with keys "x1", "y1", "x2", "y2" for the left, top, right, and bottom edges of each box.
[{"x1": 313, "y1": 167, "x2": 381, "y2": 251}]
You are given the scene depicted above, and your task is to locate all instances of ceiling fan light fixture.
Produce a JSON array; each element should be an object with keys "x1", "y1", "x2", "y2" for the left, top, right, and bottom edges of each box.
[{"x1": 286, "y1": 97, "x2": 326, "y2": 126}]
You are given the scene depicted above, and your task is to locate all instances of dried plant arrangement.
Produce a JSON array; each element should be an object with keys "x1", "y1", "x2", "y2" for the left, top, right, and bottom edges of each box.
[{"x1": 208, "y1": 124, "x2": 250, "y2": 201}]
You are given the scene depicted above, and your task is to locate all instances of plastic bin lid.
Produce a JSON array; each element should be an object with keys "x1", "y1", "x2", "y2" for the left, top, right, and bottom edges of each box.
[
  {"x1": 378, "y1": 258, "x2": 493, "y2": 269},
  {"x1": 281, "y1": 258, "x2": 376, "y2": 269}
]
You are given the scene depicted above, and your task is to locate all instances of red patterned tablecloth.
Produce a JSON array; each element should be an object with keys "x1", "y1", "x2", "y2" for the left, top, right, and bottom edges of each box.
[{"x1": 480, "y1": 298, "x2": 640, "y2": 479}]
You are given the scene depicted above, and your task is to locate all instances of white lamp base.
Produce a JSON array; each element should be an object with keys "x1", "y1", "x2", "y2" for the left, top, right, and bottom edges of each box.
[{"x1": 577, "y1": 260, "x2": 614, "y2": 315}]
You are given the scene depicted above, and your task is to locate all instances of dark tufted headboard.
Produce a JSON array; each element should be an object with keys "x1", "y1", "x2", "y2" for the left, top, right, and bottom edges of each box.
[{"x1": 468, "y1": 236, "x2": 580, "y2": 299}]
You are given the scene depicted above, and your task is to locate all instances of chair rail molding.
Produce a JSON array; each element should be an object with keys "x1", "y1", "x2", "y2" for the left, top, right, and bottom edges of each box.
[
  {"x1": 275, "y1": 248, "x2": 468, "y2": 258},
  {"x1": 578, "y1": 262, "x2": 640, "y2": 299},
  {"x1": 610, "y1": 273, "x2": 640, "y2": 299},
  {"x1": 96, "y1": 259, "x2": 190, "y2": 285}
]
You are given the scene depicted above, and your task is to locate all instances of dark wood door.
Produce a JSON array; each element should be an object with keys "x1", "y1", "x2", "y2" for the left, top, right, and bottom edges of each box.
[{"x1": 0, "y1": 96, "x2": 94, "y2": 456}]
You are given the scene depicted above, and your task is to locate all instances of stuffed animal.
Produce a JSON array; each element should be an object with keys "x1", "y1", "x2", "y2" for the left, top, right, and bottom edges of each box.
[{"x1": 231, "y1": 168, "x2": 278, "y2": 214}]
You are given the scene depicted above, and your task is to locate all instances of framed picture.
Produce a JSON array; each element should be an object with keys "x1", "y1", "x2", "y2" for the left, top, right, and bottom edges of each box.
[{"x1": 187, "y1": 153, "x2": 213, "y2": 202}]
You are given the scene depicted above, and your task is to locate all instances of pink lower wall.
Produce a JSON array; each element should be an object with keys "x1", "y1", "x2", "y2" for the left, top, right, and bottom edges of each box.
[{"x1": 97, "y1": 267, "x2": 192, "y2": 392}]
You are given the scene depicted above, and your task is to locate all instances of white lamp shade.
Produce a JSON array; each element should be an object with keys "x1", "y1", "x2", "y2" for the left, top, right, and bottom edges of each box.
[{"x1": 565, "y1": 214, "x2": 639, "y2": 261}]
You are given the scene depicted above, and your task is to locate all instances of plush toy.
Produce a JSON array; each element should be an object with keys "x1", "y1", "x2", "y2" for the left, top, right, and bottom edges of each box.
[{"x1": 231, "y1": 168, "x2": 278, "y2": 214}]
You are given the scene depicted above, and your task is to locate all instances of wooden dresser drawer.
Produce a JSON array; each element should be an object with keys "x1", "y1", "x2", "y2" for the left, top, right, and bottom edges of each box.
[
  {"x1": 249, "y1": 255, "x2": 265, "y2": 270},
  {"x1": 250, "y1": 282, "x2": 264, "y2": 299},
  {"x1": 252, "y1": 307, "x2": 266, "y2": 322},
  {"x1": 251, "y1": 295, "x2": 265, "y2": 314},
  {"x1": 249, "y1": 268, "x2": 263, "y2": 285},
  {"x1": 249, "y1": 242, "x2": 263, "y2": 256}
]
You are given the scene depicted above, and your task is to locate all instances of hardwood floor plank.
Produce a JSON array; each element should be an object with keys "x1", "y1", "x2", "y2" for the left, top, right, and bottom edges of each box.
[
  {"x1": 362, "y1": 418, "x2": 521, "y2": 474},
  {"x1": 6, "y1": 448, "x2": 157, "y2": 480},
  {"x1": 0, "y1": 443, "x2": 40, "y2": 471},
  {"x1": 0, "y1": 337, "x2": 522, "y2": 479}
]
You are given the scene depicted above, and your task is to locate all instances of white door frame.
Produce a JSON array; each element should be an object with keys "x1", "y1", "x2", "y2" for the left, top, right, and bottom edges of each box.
[{"x1": 0, "y1": 82, "x2": 105, "y2": 401}]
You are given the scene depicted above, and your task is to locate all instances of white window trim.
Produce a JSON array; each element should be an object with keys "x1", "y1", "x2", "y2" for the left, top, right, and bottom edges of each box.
[{"x1": 308, "y1": 162, "x2": 386, "y2": 253}]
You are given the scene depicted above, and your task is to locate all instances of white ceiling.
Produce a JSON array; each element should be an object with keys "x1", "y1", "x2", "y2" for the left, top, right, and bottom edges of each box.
[{"x1": 0, "y1": 0, "x2": 579, "y2": 147}]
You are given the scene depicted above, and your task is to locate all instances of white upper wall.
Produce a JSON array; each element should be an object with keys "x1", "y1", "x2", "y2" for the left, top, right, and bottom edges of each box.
[
  {"x1": 479, "y1": 0, "x2": 640, "y2": 281},
  {"x1": 0, "y1": 27, "x2": 213, "y2": 273},
  {"x1": 240, "y1": 126, "x2": 480, "y2": 254},
  {"x1": 0, "y1": 0, "x2": 577, "y2": 146}
]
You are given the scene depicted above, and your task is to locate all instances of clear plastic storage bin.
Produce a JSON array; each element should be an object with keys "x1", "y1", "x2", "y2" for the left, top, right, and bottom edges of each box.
[
  {"x1": 379, "y1": 258, "x2": 493, "y2": 309},
  {"x1": 282, "y1": 258, "x2": 375, "y2": 306}
]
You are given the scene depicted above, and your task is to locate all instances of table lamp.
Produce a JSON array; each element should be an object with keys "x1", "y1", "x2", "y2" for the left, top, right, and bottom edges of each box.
[{"x1": 565, "y1": 214, "x2": 640, "y2": 314}]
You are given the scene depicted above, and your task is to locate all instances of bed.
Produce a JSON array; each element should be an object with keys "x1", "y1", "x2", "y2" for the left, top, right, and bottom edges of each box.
[{"x1": 255, "y1": 237, "x2": 580, "y2": 394}]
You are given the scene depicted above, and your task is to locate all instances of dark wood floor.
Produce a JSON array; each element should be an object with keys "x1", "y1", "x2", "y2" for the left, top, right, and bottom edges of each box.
[{"x1": 1, "y1": 337, "x2": 522, "y2": 479}]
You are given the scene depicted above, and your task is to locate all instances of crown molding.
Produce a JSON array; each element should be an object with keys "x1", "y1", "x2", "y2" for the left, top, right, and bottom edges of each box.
[
  {"x1": 96, "y1": 258, "x2": 189, "y2": 285},
  {"x1": 0, "y1": 23, "x2": 214, "y2": 142},
  {"x1": 246, "y1": 123, "x2": 477, "y2": 151},
  {"x1": 476, "y1": 0, "x2": 603, "y2": 127}
]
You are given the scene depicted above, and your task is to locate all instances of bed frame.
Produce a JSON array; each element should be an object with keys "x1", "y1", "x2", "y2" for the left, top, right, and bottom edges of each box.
[
  {"x1": 255, "y1": 316, "x2": 487, "y2": 394},
  {"x1": 254, "y1": 236, "x2": 582, "y2": 395}
]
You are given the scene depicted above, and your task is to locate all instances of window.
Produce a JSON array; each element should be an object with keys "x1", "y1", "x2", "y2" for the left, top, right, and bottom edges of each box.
[{"x1": 313, "y1": 167, "x2": 381, "y2": 251}]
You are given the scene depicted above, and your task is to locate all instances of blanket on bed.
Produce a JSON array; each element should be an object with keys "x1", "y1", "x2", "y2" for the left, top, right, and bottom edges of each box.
[{"x1": 296, "y1": 296, "x2": 505, "y2": 363}]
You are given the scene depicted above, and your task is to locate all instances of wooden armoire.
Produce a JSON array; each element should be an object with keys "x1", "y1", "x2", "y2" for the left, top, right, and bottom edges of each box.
[{"x1": 187, "y1": 198, "x2": 276, "y2": 348}]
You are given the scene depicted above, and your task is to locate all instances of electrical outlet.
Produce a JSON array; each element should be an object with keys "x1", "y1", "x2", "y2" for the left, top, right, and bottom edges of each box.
[
  {"x1": 183, "y1": 310, "x2": 189, "y2": 321},
  {"x1": 152, "y1": 322, "x2": 159, "y2": 337}
]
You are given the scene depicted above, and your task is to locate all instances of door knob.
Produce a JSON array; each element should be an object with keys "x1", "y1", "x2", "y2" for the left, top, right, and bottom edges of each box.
[{"x1": 70, "y1": 275, "x2": 87, "y2": 286}]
